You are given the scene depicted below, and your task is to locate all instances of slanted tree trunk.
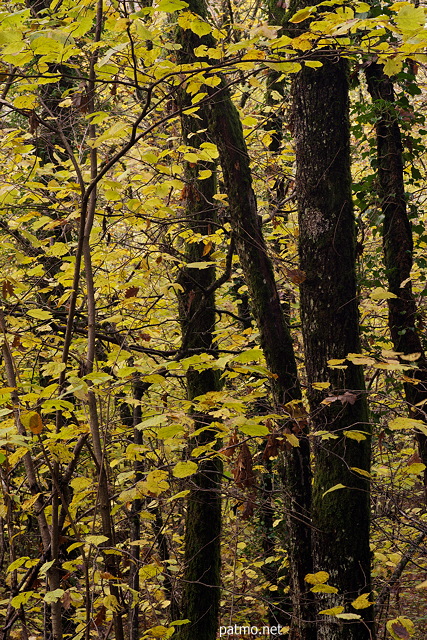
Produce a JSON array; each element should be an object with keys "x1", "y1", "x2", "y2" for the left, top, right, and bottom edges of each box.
[
  {"x1": 366, "y1": 62, "x2": 427, "y2": 490},
  {"x1": 176, "y1": 3, "x2": 315, "y2": 637},
  {"x1": 207, "y1": 75, "x2": 315, "y2": 640},
  {"x1": 292, "y1": 55, "x2": 374, "y2": 640}
]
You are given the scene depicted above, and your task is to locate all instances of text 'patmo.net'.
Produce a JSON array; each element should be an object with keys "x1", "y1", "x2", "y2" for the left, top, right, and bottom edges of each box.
[{"x1": 219, "y1": 625, "x2": 285, "y2": 637}]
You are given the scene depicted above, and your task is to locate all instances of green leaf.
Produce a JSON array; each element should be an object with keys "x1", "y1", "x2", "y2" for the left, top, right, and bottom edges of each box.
[
  {"x1": 157, "y1": 425, "x2": 183, "y2": 439},
  {"x1": 44, "y1": 588, "x2": 65, "y2": 604},
  {"x1": 234, "y1": 348, "x2": 263, "y2": 363},
  {"x1": 239, "y1": 423, "x2": 269, "y2": 437},
  {"x1": 157, "y1": 0, "x2": 188, "y2": 11},
  {"x1": 396, "y1": 5, "x2": 425, "y2": 32},
  {"x1": 173, "y1": 461, "x2": 198, "y2": 478},
  {"x1": 11, "y1": 591, "x2": 35, "y2": 608}
]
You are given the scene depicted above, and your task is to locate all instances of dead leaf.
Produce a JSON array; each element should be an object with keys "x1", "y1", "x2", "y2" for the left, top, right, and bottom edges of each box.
[
  {"x1": 125, "y1": 286, "x2": 139, "y2": 298},
  {"x1": 284, "y1": 267, "x2": 306, "y2": 284},
  {"x1": 262, "y1": 434, "x2": 280, "y2": 460},
  {"x1": 233, "y1": 442, "x2": 255, "y2": 488},
  {"x1": 202, "y1": 241, "x2": 213, "y2": 257},
  {"x1": 390, "y1": 621, "x2": 410, "y2": 640}
]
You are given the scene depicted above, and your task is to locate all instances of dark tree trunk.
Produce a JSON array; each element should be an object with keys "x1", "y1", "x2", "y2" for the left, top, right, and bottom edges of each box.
[
  {"x1": 176, "y1": 3, "x2": 314, "y2": 637},
  {"x1": 365, "y1": 62, "x2": 427, "y2": 488},
  {"x1": 175, "y1": 25, "x2": 222, "y2": 639},
  {"x1": 206, "y1": 52, "x2": 315, "y2": 640},
  {"x1": 292, "y1": 58, "x2": 374, "y2": 640}
]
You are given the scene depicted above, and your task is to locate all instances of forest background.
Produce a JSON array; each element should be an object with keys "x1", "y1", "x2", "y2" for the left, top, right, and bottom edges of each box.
[{"x1": 0, "y1": 0, "x2": 427, "y2": 640}]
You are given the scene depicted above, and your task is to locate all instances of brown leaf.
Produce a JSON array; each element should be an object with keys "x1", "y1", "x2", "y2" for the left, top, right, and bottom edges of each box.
[
  {"x1": 125, "y1": 286, "x2": 139, "y2": 298},
  {"x1": 202, "y1": 241, "x2": 213, "y2": 257},
  {"x1": 139, "y1": 333, "x2": 151, "y2": 342},
  {"x1": 390, "y1": 622, "x2": 410, "y2": 640},
  {"x1": 233, "y1": 442, "x2": 255, "y2": 488},
  {"x1": 241, "y1": 497, "x2": 255, "y2": 520},
  {"x1": 407, "y1": 452, "x2": 422, "y2": 465},
  {"x1": 93, "y1": 605, "x2": 106, "y2": 627},
  {"x1": 62, "y1": 590, "x2": 72, "y2": 610},
  {"x1": 222, "y1": 429, "x2": 239, "y2": 457},
  {"x1": 2, "y1": 279, "x2": 14, "y2": 299},
  {"x1": 262, "y1": 434, "x2": 280, "y2": 460},
  {"x1": 284, "y1": 267, "x2": 306, "y2": 285}
]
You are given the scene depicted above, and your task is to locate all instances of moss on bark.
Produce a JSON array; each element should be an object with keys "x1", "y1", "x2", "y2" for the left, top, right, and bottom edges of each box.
[
  {"x1": 293, "y1": 59, "x2": 373, "y2": 640},
  {"x1": 365, "y1": 62, "x2": 427, "y2": 491}
]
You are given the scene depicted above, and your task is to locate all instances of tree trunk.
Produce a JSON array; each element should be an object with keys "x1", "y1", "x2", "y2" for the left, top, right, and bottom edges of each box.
[
  {"x1": 175, "y1": 27, "x2": 222, "y2": 639},
  {"x1": 292, "y1": 57, "x2": 374, "y2": 640},
  {"x1": 365, "y1": 62, "x2": 427, "y2": 490}
]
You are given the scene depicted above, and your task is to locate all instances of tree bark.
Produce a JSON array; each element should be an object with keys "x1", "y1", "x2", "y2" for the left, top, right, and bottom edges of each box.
[
  {"x1": 365, "y1": 62, "x2": 427, "y2": 490},
  {"x1": 176, "y1": 3, "x2": 315, "y2": 637},
  {"x1": 292, "y1": 57, "x2": 374, "y2": 640},
  {"x1": 175, "y1": 25, "x2": 222, "y2": 640}
]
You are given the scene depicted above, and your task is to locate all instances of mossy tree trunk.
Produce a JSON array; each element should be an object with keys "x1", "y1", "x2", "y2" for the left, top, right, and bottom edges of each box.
[
  {"x1": 175, "y1": 21, "x2": 222, "y2": 640},
  {"x1": 177, "y1": 3, "x2": 314, "y2": 637},
  {"x1": 365, "y1": 62, "x2": 427, "y2": 489},
  {"x1": 205, "y1": 50, "x2": 315, "y2": 640},
  {"x1": 292, "y1": 57, "x2": 374, "y2": 640}
]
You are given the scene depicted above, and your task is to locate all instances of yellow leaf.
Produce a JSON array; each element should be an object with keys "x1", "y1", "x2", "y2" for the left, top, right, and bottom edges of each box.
[
  {"x1": 405, "y1": 463, "x2": 426, "y2": 475},
  {"x1": 400, "y1": 352, "x2": 421, "y2": 361},
  {"x1": 336, "y1": 613, "x2": 362, "y2": 620},
  {"x1": 173, "y1": 461, "x2": 198, "y2": 478},
  {"x1": 383, "y1": 56, "x2": 403, "y2": 77},
  {"x1": 21, "y1": 411, "x2": 43, "y2": 434},
  {"x1": 350, "y1": 467, "x2": 371, "y2": 478},
  {"x1": 197, "y1": 169, "x2": 212, "y2": 180},
  {"x1": 284, "y1": 433, "x2": 300, "y2": 447},
  {"x1": 143, "y1": 470, "x2": 170, "y2": 496},
  {"x1": 319, "y1": 606, "x2": 344, "y2": 615},
  {"x1": 322, "y1": 483, "x2": 347, "y2": 498},
  {"x1": 343, "y1": 430, "x2": 367, "y2": 442},
  {"x1": 396, "y1": 4, "x2": 425, "y2": 32},
  {"x1": 27, "y1": 309, "x2": 52, "y2": 321},
  {"x1": 304, "y1": 571, "x2": 329, "y2": 585},
  {"x1": 389, "y1": 417, "x2": 427, "y2": 431},
  {"x1": 370, "y1": 287, "x2": 398, "y2": 300},
  {"x1": 305, "y1": 60, "x2": 323, "y2": 68},
  {"x1": 311, "y1": 584, "x2": 338, "y2": 593},
  {"x1": 351, "y1": 593, "x2": 373, "y2": 610},
  {"x1": 22, "y1": 493, "x2": 41, "y2": 511},
  {"x1": 415, "y1": 580, "x2": 427, "y2": 589},
  {"x1": 312, "y1": 382, "x2": 330, "y2": 390},
  {"x1": 202, "y1": 241, "x2": 213, "y2": 256},
  {"x1": 386, "y1": 616, "x2": 415, "y2": 640},
  {"x1": 290, "y1": 6, "x2": 314, "y2": 23}
]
